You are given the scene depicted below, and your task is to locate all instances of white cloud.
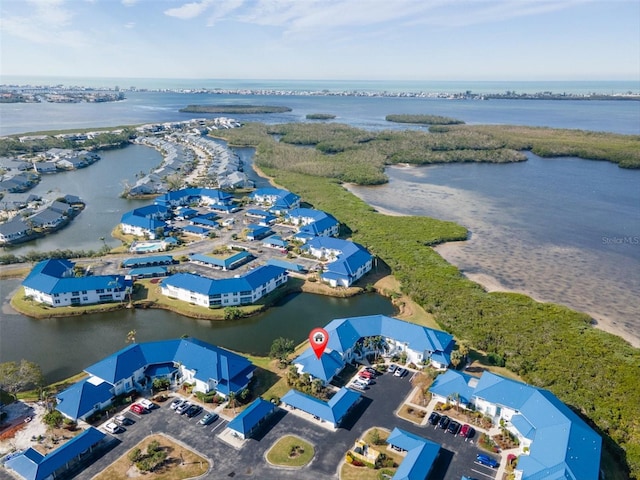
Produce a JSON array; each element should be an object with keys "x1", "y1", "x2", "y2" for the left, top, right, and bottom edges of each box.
[
  {"x1": 164, "y1": 0, "x2": 215, "y2": 20},
  {"x1": 124, "y1": 22, "x2": 136, "y2": 29},
  {"x1": 206, "y1": 0, "x2": 245, "y2": 26},
  {"x1": 1, "y1": 0, "x2": 88, "y2": 47},
  {"x1": 121, "y1": 0, "x2": 138, "y2": 5}
]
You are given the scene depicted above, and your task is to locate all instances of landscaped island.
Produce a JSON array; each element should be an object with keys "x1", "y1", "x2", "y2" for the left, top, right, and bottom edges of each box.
[
  {"x1": 179, "y1": 104, "x2": 292, "y2": 114},
  {"x1": 385, "y1": 114, "x2": 464, "y2": 125}
]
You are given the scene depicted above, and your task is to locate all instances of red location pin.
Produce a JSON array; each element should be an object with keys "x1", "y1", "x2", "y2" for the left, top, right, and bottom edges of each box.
[{"x1": 309, "y1": 327, "x2": 329, "y2": 359}]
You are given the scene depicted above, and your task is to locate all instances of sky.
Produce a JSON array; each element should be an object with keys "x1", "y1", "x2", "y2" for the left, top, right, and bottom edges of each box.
[{"x1": 1, "y1": 0, "x2": 639, "y2": 82}]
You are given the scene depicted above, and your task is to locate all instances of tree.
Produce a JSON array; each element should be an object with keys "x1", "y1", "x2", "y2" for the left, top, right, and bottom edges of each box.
[
  {"x1": 450, "y1": 350, "x2": 463, "y2": 369},
  {"x1": 269, "y1": 337, "x2": 295, "y2": 367},
  {"x1": 227, "y1": 391, "x2": 237, "y2": 413},
  {"x1": 0, "y1": 360, "x2": 43, "y2": 400}
]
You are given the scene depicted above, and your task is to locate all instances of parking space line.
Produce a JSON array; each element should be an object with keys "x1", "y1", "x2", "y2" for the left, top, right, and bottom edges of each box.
[
  {"x1": 210, "y1": 420, "x2": 226, "y2": 433},
  {"x1": 471, "y1": 467, "x2": 497, "y2": 478}
]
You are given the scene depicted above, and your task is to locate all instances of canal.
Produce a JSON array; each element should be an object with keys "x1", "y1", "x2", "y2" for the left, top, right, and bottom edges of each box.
[{"x1": 1, "y1": 277, "x2": 396, "y2": 384}]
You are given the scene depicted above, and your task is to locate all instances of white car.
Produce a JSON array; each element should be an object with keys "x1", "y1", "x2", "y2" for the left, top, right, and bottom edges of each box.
[
  {"x1": 170, "y1": 398, "x2": 183, "y2": 410},
  {"x1": 394, "y1": 367, "x2": 406, "y2": 377},
  {"x1": 104, "y1": 422, "x2": 120, "y2": 434},
  {"x1": 139, "y1": 398, "x2": 155, "y2": 410}
]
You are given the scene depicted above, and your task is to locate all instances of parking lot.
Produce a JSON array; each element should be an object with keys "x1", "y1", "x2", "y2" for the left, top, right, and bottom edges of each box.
[{"x1": 70, "y1": 369, "x2": 498, "y2": 480}]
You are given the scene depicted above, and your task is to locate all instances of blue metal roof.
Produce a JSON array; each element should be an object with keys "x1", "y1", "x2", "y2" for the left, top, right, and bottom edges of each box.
[
  {"x1": 162, "y1": 265, "x2": 285, "y2": 296},
  {"x1": 84, "y1": 344, "x2": 148, "y2": 384},
  {"x1": 281, "y1": 387, "x2": 360, "y2": 425},
  {"x1": 427, "y1": 370, "x2": 602, "y2": 480},
  {"x1": 227, "y1": 398, "x2": 276, "y2": 437},
  {"x1": 294, "y1": 349, "x2": 344, "y2": 382},
  {"x1": 387, "y1": 428, "x2": 440, "y2": 480},
  {"x1": 121, "y1": 255, "x2": 174, "y2": 267},
  {"x1": 79, "y1": 338, "x2": 254, "y2": 398},
  {"x1": 322, "y1": 315, "x2": 454, "y2": 361},
  {"x1": 128, "y1": 266, "x2": 167, "y2": 276},
  {"x1": 22, "y1": 259, "x2": 129, "y2": 295},
  {"x1": 265, "y1": 258, "x2": 306, "y2": 272},
  {"x1": 5, "y1": 427, "x2": 106, "y2": 480},
  {"x1": 263, "y1": 235, "x2": 288, "y2": 248},
  {"x1": 56, "y1": 378, "x2": 113, "y2": 419},
  {"x1": 120, "y1": 211, "x2": 166, "y2": 230},
  {"x1": 428, "y1": 370, "x2": 476, "y2": 405},
  {"x1": 190, "y1": 251, "x2": 252, "y2": 269},
  {"x1": 183, "y1": 225, "x2": 210, "y2": 235},
  {"x1": 191, "y1": 217, "x2": 218, "y2": 227}
]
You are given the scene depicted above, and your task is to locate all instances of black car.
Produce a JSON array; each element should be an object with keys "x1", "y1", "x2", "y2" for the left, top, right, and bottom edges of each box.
[
  {"x1": 186, "y1": 405, "x2": 203, "y2": 418},
  {"x1": 438, "y1": 415, "x2": 450, "y2": 430},
  {"x1": 428, "y1": 411, "x2": 441, "y2": 426},
  {"x1": 447, "y1": 420, "x2": 461, "y2": 435}
]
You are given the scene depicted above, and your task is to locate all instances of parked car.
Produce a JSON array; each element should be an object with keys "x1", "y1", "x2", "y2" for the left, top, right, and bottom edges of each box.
[
  {"x1": 459, "y1": 424, "x2": 475, "y2": 438},
  {"x1": 387, "y1": 364, "x2": 397, "y2": 374},
  {"x1": 428, "y1": 411, "x2": 441, "y2": 426},
  {"x1": 356, "y1": 376, "x2": 372, "y2": 385},
  {"x1": 364, "y1": 367, "x2": 378, "y2": 376},
  {"x1": 186, "y1": 405, "x2": 203, "y2": 418},
  {"x1": 359, "y1": 370, "x2": 375, "y2": 379},
  {"x1": 170, "y1": 398, "x2": 184, "y2": 410},
  {"x1": 114, "y1": 414, "x2": 131, "y2": 426},
  {"x1": 176, "y1": 402, "x2": 191, "y2": 414},
  {"x1": 476, "y1": 454, "x2": 499, "y2": 468},
  {"x1": 438, "y1": 415, "x2": 450, "y2": 430},
  {"x1": 104, "y1": 422, "x2": 121, "y2": 434},
  {"x1": 139, "y1": 398, "x2": 155, "y2": 410},
  {"x1": 448, "y1": 420, "x2": 461, "y2": 435},
  {"x1": 198, "y1": 412, "x2": 219, "y2": 425},
  {"x1": 130, "y1": 403, "x2": 146, "y2": 414},
  {"x1": 394, "y1": 367, "x2": 406, "y2": 377},
  {"x1": 350, "y1": 381, "x2": 368, "y2": 391}
]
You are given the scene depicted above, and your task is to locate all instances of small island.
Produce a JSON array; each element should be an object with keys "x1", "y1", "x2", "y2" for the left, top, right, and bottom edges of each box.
[
  {"x1": 385, "y1": 114, "x2": 465, "y2": 125},
  {"x1": 306, "y1": 113, "x2": 336, "y2": 120},
  {"x1": 179, "y1": 105, "x2": 292, "y2": 114}
]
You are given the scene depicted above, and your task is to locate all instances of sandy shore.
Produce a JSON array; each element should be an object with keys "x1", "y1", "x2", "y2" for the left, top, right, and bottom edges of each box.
[{"x1": 434, "y1": 242, "x2": 640, "y2": 348}]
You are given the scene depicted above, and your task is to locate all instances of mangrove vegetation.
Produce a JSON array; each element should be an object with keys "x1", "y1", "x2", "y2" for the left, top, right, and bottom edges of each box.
[
  {"x1": 386, "y1": 114, "x2": 465, "y2": 125},
  {"x1": 306, "y1": 113, "x2": 337, "y2": 120},
  {"x1": 216, "y1": 123, "x2": 640, "y2": 480}
]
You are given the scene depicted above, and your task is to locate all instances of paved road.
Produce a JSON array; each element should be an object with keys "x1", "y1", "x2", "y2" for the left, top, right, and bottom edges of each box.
[{"x1": 24, "y1": 372, "x2": 500, "y2": 480}]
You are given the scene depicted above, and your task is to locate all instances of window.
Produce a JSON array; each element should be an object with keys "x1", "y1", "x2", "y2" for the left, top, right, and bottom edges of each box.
[
  {"x1": 96, "y1": 289, "x2": 104, "y2": 294},
  {"x1": 72, "y1": 291, "x2": 80, "y2": 296},
  {"x1": 54, "y1": 299, "x2": 61, "y2": 304},
  {"x1": 82, "y1": 290, "x2": 87, "y2": 294},
  {"x1": 83, "y1": 296, "x2": 88, "y2": 301}
]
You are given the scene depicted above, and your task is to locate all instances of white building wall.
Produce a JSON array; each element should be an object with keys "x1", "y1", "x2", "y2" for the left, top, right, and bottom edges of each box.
[{"x1": 121, "y1": 223, "x2": 155, "y2": 239}]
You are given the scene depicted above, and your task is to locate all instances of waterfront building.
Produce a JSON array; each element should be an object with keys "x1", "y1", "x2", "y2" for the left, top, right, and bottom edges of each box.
[
  {"x1": 304, "y1": 236, "x2": 373, "y2": 287},
  {"x1": 250, "y1": 187, "x2": 300, "y2": 212},
  {"x1": 160, "y1": 264, "x2": 287, "y2": 307},
  {"x1": 429, "y1": 370, "x2": 602, "y2": 480},
  {"x1": 226, "y1": 398, "x2": 277, "y2": 440},
  {"x1": 386, "y1": 428, "x2": 441, "y2": 480},
  {"x1": 0, "y1": 216, "x2": 31, "y2": 244},
  {"x1": 287, "y1": 207, "x2": 340, "y2": 240},
  {"x1": 119, "y1": 204, "x2": 170, "y2": 239},
  {"x1": 294, "y1": 314, "x2": 455, "y2": 383},
  {"x1": 22, "y1": 258, "x2": 131, "y2": 307},
  {"x1": 55, "y1": 338, "x2": 255, "y2": 421}
]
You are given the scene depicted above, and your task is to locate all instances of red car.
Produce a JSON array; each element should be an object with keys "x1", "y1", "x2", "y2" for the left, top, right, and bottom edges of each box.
[
  {"x1": 359, "y1": 370, "x2": 375, "y2": 379},
  {"x1": 129, "y1": 403, "x2": 146, "y2": 414},
  {"x1": 459, "y1": 424, "x2": 475, "y2": 438}
]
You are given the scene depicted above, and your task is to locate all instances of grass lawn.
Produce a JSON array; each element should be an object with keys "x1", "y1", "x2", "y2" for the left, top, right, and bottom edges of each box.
[
  {"x1": 340, "y1": 427, "x2": 402, "y2": 480},
  {"x1": 94, "y1": 434, "x2": 209, "y2": 480},
  {"x1": 265, "y1": 435, "x2": 314, "y2": 468}
]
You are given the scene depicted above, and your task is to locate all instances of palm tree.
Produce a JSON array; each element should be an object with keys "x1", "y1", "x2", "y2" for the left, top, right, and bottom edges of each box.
[{"x1": 227, "y1": 391, "x2": 237, "y2": 414}]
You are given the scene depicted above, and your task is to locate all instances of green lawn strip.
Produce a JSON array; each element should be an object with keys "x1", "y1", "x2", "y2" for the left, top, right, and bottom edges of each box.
[{"x1": 265, "y1": 435, "x2": 314, "y2": 467}]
